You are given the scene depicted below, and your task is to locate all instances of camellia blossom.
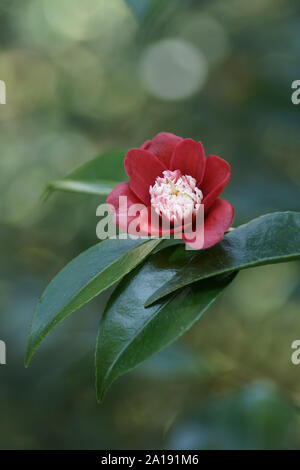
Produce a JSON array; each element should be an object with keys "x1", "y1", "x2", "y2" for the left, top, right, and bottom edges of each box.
[
  {"x1": 107, "y1": 132, "x2": 234, "y2": 249},
  {"x1": 149, "y1": 169, "x2": 203, "y2": 224}
]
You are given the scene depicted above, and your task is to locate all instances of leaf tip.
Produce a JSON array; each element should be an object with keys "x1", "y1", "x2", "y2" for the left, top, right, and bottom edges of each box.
[
  {"x1": 95, "y1": 381, "x2": 108, "y2": 404},
  {"x1": 25, "y1": 343, "x2": 34, "y2": 368},
  {"x1": 40, "y1": 186, "x2": 52, "y2": 203},
  {"x1": 144, "y1": 294, "x2": 157, "y2": 308},
  {"x1": 24, "y1": 356, "x2": 30, "y2": 368}
]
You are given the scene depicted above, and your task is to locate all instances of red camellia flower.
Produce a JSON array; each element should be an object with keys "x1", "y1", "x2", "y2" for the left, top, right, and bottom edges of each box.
[{"x1": 107, "y1": 132, "x2": 234, "y2": 249}]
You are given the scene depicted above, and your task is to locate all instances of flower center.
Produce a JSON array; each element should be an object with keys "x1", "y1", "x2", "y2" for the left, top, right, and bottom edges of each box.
[{"x1": 149, "y1": 170, "x2": 203, "y2": 223}]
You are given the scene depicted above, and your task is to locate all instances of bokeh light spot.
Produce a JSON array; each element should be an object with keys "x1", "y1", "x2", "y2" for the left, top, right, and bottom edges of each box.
[{"x1": 139, "y1": 39, "x2": 208, "y2": 101}]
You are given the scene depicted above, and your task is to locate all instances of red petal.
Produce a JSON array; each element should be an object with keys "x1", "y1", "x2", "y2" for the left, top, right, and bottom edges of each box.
[
  {"x1": 171, "y1": 138, "x2": 206, "y2": 185},
  {"x1": 107, "y1": 182, "x2": 142, "y2": 233},
  {"x1": 124, "y1": 148, "x2": 167, "y2": 204},
  {"x1": 202, "y1": 155, "x2": 231, "y2": 213},
  {"x1": 107, "y1": 181, "x2": 141, "y2": 208},
  {"x1": 203, "y1": 198, "x2": 234, "y2": 249},
  {"x1": 139, "y1": 207, "x2": 192, "y2": 237},
  {"x1": 183, "y1": 198, "x2": 234, "y2": 250},
  {"x1": 141, "y1": 132, "x2": 183, "y2": 167}
]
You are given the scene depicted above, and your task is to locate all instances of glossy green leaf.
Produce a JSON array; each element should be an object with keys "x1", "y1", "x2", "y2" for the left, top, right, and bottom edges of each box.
[
  {"x1": 95, "y1": 246, "x2": 235, "y2": 401},
  {"x1": 26, "y1": 238, "x2": 161, "y2": 367},
  {"x1": 146, "y1": 211, "x2": 300, "y2": 306},
  {"x1": 45, "y1": 149, "x2": 126, "y2": 198}
]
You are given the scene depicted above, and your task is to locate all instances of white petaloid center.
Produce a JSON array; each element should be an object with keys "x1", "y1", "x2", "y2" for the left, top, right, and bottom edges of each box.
[{"x1": 149, "y1": 169, "x2": 203, "y2": 223}]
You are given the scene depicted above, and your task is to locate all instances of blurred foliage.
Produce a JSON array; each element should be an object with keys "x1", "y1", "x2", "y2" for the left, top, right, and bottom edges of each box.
[
  {"x1": 125, "y1": 0, "x2": 153, "y2": 20},
  {"x1": 0, "y1": 0, "x2": 300, "y2": 449},
  {"x1": 168, "y1": 382, "x2": 297, "y2": 450}
]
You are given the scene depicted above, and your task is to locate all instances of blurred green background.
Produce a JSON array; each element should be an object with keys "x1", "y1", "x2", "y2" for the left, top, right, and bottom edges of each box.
[{"x1": 1, "y1": 0, "x2": 300, "y2": 449}]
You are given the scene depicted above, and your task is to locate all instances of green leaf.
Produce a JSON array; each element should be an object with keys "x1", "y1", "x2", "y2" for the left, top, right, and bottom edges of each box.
[
  {"x1": 145, "y1": 211, "x2": 300, "y2": 307},
  {"x1": 45, "y1": 149, "x2": 127, "y2": 198},
  {"x1": 47, "y1": 179, "x2": 118, "y2": 197},
  {"x1": 26, "y1": 238, "x2": 161, "y2": 367},
  {"x1": 95, "y1": 246, "x2": 235, "y2": 402}
]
